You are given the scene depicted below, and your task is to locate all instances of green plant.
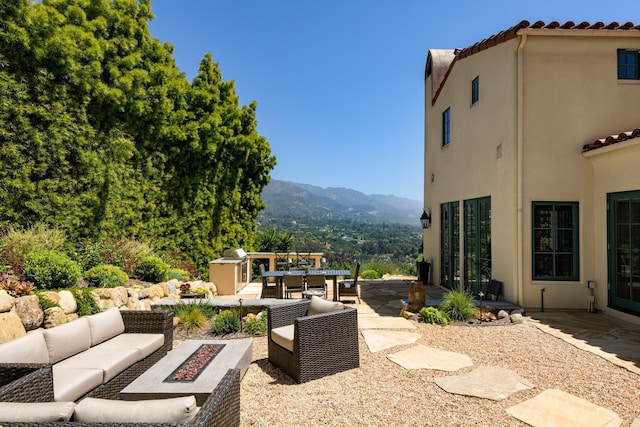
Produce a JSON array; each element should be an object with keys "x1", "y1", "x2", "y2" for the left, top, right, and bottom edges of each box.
[
  {"x1": 0, "y1": 223, "x2": 66, "y2": 272},
  {"x1": 135, "y1": 256, "x2": 170, "y2": 283},
  {"x1": 168, "y1": 268, "x2": 190, "y2": 281},
  {"x1": 418, "y1": 307, "x2": 450, "y2": 325},
  {"x1": 211, "y1": 309, "x2": 241, "y2": 335},
  {"x1": 72, "y1": 288, "x2": 101, "y2": 316},
  {"x1": 34, "y1": 291, "x2": 58, "y2": 310},
  {"x1": 23, "y1": 251, "x2": 81, "y2": 290},
  {"x1": 439, "y1": 289, "x2": 478, "y2": 321},
  {"x1": 361, "y1": 258, "x2": 395, "y2": 278},
  {"x1": 0, "y1": 272, "x2": 35, "y2": 297},
  {"x1": 360, "y1": 269, "x2": 380, "y2": 280},
  {"x1": 243, "y1": 310, "x2": 267, "y2": 336},
  {"x1": 170, "y1": 301, "x2": 217, "y2": 320},
  {"x1": 84, "y1": 264, "x2": 129, "y2": 288},
  {"x1": 476, "y1": 310, "x2": 497, "y2": 322}
]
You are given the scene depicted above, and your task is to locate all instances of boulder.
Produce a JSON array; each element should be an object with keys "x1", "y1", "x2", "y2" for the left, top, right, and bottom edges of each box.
[
  {"x1": 497, "y1": 310, "x2": 510, "y2": 319},
  {"x1": 66, "y1": 313, "x2": 79, "y2": 323},
  {"x1": 43, "y1": 307, "x2": 67, "y2": 329},
  {"x1": 14, "y1": 295, "x2": 43, "y2": 331},
  {"x1": 166, "y1": 279, "x2": 179, "y2": 295},
  {"x1": 98, "y1": 299, "x2": 115, "y2": 311},
  {"x1": 138, "y1": 288, "x2": 155, "y2": 299},
  {"x1": 0, "y1": 290, "x2": 15, "y2": 312},
  {"x1": 42, "y1": 291, "x2": 60, "y2": 304},
  {"x1": 58, "y1": 290, "x2": 77, "y2": 314},
  {"x1": 111, "y1": 287, "x2": 129, "y2": 307},
  {"x1": 510, "y1": 313, "x2": 524, "y2": 324},
  {"x1": 0, "y1": 311, "x2": 26, "y2": 343},
  {"x1": 150, "y1": 284, "x2": 165, "y2": 298}
]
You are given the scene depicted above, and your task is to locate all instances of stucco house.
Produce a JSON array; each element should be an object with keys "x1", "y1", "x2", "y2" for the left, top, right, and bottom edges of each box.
[{"x1": 422, "y1": 20, "x2": 640, "y2": 319}]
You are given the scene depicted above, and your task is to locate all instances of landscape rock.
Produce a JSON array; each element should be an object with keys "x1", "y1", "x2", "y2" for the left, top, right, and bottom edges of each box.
[
  {"x1": 14, "y1": 295, "x2": 43, "y2": 330},
  {"x1": 58, "y1": 290, "x2": 77, "y2": 314},
  {"x1": 43, "y1": 307, "x2": 67, "y2": 328},
  {"x1": 138, "y1": 288, "x2": 155, "y2": 299},
  {"x1": 150, "y1": 284, "x2": 165, "y2": 298},
  {"x1": 98, "y1": 299, "x2": 115, "y2": 311},
  {"x1": 0, "y1": 290, "x2": 15, "y2": 312},
  {"x1": 497, "y1": 310, "x2": 510, "y2": 319},
  {"x1": 510, "y1": 313, "x2": 524, "y2": 324},
  {"x1": 66, "y1": 313, "x2": 79, "y2": 322},
  {"x1": 42, "y1": 291, "x2": 60, "y2": 304},
  {"x1": 0, "y1": 311, "x2": 26, "y2": 343},
  {"x1": 166, "y1": 279, "x2": 179, "y2": 294}
]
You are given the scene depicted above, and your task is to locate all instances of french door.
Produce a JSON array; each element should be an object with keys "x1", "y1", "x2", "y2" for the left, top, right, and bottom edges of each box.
[
  {"x1": 608, "y1": 191, "x2": 640, "y2": 314},
  {"x1": 464, "y1": 197, "x2": 491, "y2": 295},
  {"x1": 440, "y1": 202, "x2": 460, "y2": 290}
]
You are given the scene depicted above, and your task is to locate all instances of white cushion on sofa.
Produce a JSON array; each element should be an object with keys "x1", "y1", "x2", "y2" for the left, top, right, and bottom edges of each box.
[
  {"x1": 56, "y1": 346, "x2": 138, "y2": 383},
  {"x1": 74, "y1": 395, "x2": 199, "y2": 423},
  {"x1": 271, "y1": 324, "x2": 295, "y2": 352},
  {"x1": 52, "y1": 366, "x2": 103, "y2": 402},
  {"x1": 307, "y1": 295, "x2": 344, "y2": 316},
  {"x1": 86, "y1": 307, "x2": 125, "y2": 346},
  {"x1": 0, "y1": 330, "x2": 49, "y2": 363},
  {"x1": 42, "y1": 317, "x2": 92, "y2": 363},
  {"x1": 93, "y1": 333, "x2": 164, "y2": 360},
  {"x1": 0, "y1": 401, "x2": 76, "y2": 422}
]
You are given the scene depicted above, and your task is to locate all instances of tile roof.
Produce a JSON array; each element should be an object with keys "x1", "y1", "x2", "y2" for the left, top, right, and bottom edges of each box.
[
  {"x1": 582, "y1": 128, "x2": 640, "y2": 152},
  {"x1": 428, "y1": 20, "x2": 640, "y2": 104}
]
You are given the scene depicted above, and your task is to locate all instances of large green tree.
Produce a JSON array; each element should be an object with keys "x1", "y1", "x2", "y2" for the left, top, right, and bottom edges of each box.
[{"x1": 0, "y1": 0, "x2": 275, "y2": 274}]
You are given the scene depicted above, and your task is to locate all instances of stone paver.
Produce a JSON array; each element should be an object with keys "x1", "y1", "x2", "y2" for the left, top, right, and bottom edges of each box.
[
  {"x1": 434, "y1": 366, "x2": 534, "y2": 401},
  {"x1": 387, "y1": 344, "x2": 473, "y2": 371},
  {"x1": 357, "y1": 315, "x2": 416, "y2": 330},
  {"x1": 361, "y1": 330, "x2": 421, "y2": 353},
  {"x1": 507, "y1": 389, "x2": 622, "y2": 427}
]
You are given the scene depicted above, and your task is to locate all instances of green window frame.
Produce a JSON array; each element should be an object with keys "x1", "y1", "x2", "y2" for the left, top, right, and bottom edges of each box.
[
  {"x1": 442, "y1": 107, "x2": 450, "y2": 147},
  {"x1": 532, "y1": 202, "x2": 579, "y2": 281},
  {"x1": 471, "y1": 76, "x2": 479, "y2": 105},
  {"x1": 464, "y1": 196, "x2": 491, "y2": 294},
  {"x1": 440, "y1": 201, "x2": 459, "y2": 289}
]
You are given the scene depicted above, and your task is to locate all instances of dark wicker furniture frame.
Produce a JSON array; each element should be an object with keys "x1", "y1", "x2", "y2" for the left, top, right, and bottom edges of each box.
[{"x1": 267, "y1": 300, "x2": 359, "y2": 383}]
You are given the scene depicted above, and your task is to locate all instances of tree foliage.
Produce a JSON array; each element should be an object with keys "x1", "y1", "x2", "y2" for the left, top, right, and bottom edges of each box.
[{"x1": 0, "y1": 0, "x2": 275, "y2": 275}]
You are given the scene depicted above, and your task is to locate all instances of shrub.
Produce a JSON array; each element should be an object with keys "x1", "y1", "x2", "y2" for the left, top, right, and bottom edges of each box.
[
  {"x1": 0, "y1": 223, "x2": 66, "y2": 272},
  {"x1": 244, "y1": 310, "x2": 267, "y2": 336},
  {"x1": 110, "y1": 239, "x2": 155, "y2": 275},
  {"x1": 23, "y1": 251, "x2": 81, "y2": 289},
  {"x1": 84, "y1": 264, "x2": 129, "y2": 288},
  {"x1": 168, "y1": 268, "x2": 190, "y2": 281},
  {"x1": 439, "y1": 289, "x2": 478, "y2": 321},
  {"x1": 361, "y1": 258, "x2": 395, "y2": 278},
  {"x1": 360, "y1": 269, "x2": 380, "y2": 280},
  {"x1": 171, "y1": 300, "x2": 217, "y2": 320},
  {"x1": 418, "y1": 307, "x2": 450, "y2": 325},
  {"x1": 211, "y1": 309, "x2": 240, "y2": 335},
  {"x1": 0, "y1": 272, "x2": 35, "y2": 297},
  {"x1": 72, "y1": 288, "x2": 101, "y2": 316},
  {"x1": 135, "y1": 256, "x2": 170, "y2": 283}
]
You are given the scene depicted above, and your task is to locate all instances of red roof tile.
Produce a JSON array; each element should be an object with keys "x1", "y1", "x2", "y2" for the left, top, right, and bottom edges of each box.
[{"x1": 582, "y1": 128, "x2": 640, "y2": 152}]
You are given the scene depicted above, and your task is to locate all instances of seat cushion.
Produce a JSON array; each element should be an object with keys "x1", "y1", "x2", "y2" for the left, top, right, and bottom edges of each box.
[
  {"x1": 0, "y1": 330, "x2": 49, "y2": 363},
  {"x1": 0, "y1": 401, "x2": 76, "y2": 422},
  {"x1": 42, "y1": 317, "x2": 92, "y2": 363},
  {"x1": 55, "y1": 346, "x2": 138, "y2": 383},
  {"x1": 86, "y1": 307, "x2": 125, "y2": 346},
  {"x1": 339, "y1": 280, "x2": 356, "y2": 288},
  {"x1": 271, "y1": 324, "x2": 295, "y2": 352},
  {"x1": 74, "y1": 395, "x2": 199, "y2": 424},
  {"x1": 307, "y1": 295, "x2": 344, "y2": 316},
  {"x1": 52, "y1": 366, "x2": 103, "y2": 402},
  {"x1": 93, "y1": 333, "x2": 164, "y2": 360}
]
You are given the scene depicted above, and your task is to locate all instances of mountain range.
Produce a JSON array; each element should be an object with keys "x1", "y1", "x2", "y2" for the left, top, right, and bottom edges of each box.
[{"x1": 258, "y1": 179, "x2": 423, "y2": 225}]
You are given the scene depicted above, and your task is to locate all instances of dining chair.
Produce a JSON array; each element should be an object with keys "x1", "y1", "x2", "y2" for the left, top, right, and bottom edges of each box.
[
  {"x1": 305, "y1": 273, "x2": 326, "y2": 295},
  {"x1": 283, "y1": 274, "x2": 305, "y2": 299},
  {"x1": 274, "y1": 252, "x2": 290, "y2": 271},
  {"x1": 259, "y1": 264, "x2": 278, "y2": 299},
  {"x1": 296, "y1": 252, "x2": 312, "y2": 268},
  {"x1": 337, "y1": 262, "x2": 361, "y2": 303}
]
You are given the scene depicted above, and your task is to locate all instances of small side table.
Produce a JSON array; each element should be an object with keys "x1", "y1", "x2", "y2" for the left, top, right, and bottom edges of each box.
[{"x1": 302, "y1": 289, "x2": 326, "y2": 299}]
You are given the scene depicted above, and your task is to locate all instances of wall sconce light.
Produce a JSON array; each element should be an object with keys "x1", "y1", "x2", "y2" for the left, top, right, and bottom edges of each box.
[{"x1": 420, "y1": 210, "x2": 431, "y2": 229}]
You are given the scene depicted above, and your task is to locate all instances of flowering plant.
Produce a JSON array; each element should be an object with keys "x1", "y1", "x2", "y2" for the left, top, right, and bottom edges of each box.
[{"x1": 179, "y1": 283, "x2": 191, "y2": 292}]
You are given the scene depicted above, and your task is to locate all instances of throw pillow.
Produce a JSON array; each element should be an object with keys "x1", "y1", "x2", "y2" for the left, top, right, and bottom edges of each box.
[
  {"x1": 74, "y1": 395, "x2": 199, "y2": 423},
  {"x1": 307, "y1": 295, "x2": 344, "y2": 316}
]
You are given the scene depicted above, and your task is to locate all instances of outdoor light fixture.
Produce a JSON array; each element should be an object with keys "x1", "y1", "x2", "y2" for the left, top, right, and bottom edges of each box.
[{"x1": 420, "y1": 210, "x2": 431, "y2": 229}]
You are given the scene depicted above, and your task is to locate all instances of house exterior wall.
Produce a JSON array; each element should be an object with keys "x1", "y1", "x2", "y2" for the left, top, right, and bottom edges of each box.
[{"x1": 424, "y1": 27, "x2": 640, "y2": 314}]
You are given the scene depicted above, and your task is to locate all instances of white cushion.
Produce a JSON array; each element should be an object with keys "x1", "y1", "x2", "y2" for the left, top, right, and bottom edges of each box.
[
  {"x1": 0, "y1": 401, "x2": 76, "y2": 422},
  {"x1": 86, "y1": 307, "x2": 125, "y2": 346},
  {"x1": 74, "y1": 395, "x2": 199, "y2": 423},
  {"x1": 307, "y1": 295, "x2": 344, "y2": 316},
  {"x1": 42, "y1": 317, "x2": 92, "y2": 363},
  {"x1": 0, "y1": 330, "x2": 49, "y2": 363},
  {"x1": 271, "y1": 324, "x2": 295, "y2": 352},
  {"x1": 52, "y1": 366, "x2": 103, "y2": 402},
  {"x1": 56, "y1": 346, "x2": 138, "y2": 383},
  {"x1": 93, "y1": 333, "x2": 164, "y2": 361}
]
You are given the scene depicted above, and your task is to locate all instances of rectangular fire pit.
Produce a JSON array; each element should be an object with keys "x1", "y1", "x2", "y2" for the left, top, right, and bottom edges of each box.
[{"x1": 120, "y1": 339, "x2": 252, "y2": 405}]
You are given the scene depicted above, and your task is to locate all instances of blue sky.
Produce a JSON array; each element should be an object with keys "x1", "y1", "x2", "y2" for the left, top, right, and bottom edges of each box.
[{"x1": 148, "y1": 0, "x2": 638, "y2": 201}]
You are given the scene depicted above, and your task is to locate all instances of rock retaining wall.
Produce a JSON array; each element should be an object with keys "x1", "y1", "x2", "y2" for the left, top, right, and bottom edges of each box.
[{"x1": 0, "y1": 279, "x2": 217, "y2": 344}]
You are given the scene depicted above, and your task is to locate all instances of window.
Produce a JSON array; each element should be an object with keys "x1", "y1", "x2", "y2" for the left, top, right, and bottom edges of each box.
[
  {"x1": 464, "y1": 197, "x2": 491, "y2": 294},
  {"x1": 471, "y1": 76, "x2": 479, "y2": 105},
  {"x1": 618, "y1": 49, "x2": 639, "y2": 79},
  {"x1": 440, "y1": 201, "x2": 459, "y2": 289},
  {"x1": 442, "y1": 108, "x2": 450, "y2": 147},
  {"x1": 532, "y1": 202, "x2": 579, "y2": 281}
]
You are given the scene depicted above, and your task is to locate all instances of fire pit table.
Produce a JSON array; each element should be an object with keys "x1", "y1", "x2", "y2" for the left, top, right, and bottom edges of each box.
[{"x1": 120, "y1": 339, "x2": 252, "y2": 405}]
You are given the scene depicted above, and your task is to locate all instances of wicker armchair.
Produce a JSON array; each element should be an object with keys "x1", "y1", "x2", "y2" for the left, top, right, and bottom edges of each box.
[{"x1": 267, "y1": 299, "x2": 359, "y2": 383}]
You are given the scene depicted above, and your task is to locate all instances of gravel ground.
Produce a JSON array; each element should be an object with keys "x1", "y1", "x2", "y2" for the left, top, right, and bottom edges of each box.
[{"x1": 174, "y1": 318, "x2": 640, "y2": 427}]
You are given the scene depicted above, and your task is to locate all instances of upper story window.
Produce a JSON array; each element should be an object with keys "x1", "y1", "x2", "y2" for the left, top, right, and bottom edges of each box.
[
  {"x1": 471, "y1": 76, "x2": 479, "y2": 105},
  {"x1": 442, "y1": 107, "x2": 451, "y2": 147},
  {"x1": 618, "y1": 49, "x2": 639, "y2": 79}
]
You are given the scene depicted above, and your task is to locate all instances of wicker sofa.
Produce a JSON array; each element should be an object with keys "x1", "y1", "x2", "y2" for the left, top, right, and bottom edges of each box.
[{"x1": 268, "y1": 297, "x2": 360, "y2": 383}]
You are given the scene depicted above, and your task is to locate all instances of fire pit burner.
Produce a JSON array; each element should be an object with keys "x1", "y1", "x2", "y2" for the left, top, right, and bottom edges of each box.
[{"x1": 164, "y1": 344, "x2": 225, "y2": 383}]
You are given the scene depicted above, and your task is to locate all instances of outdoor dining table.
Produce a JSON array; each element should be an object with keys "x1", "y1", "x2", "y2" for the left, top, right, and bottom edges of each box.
[{"x1": 261, "y1": 269, "x2": 350, "y2": 301}]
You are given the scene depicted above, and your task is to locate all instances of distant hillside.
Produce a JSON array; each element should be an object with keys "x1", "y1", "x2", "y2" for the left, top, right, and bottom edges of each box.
[{"x1": 258, "y1": 180, "x2": 422, "y2": 225}]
